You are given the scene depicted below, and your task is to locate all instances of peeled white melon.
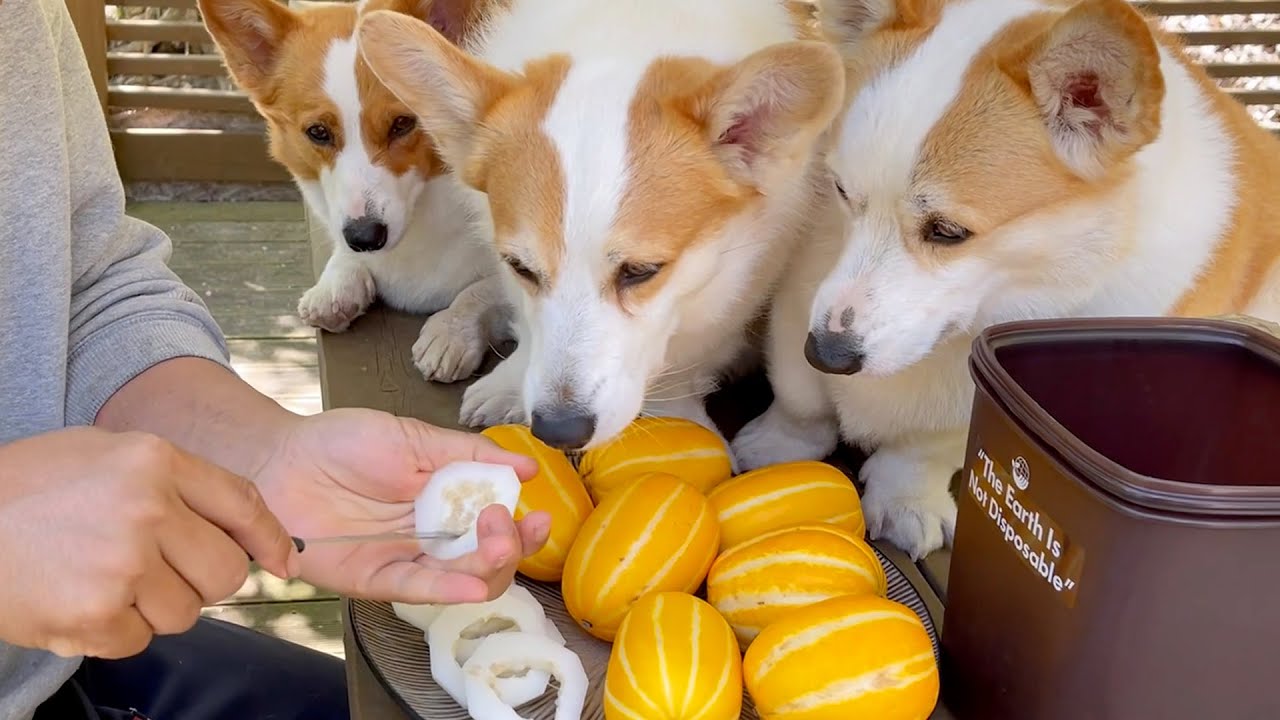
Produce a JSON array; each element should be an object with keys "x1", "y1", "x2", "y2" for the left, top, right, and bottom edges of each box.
[
  {"x1": 415, "y1": 461, "x2": 522, "y2": 560},
  {"x1": 392, "y1": 601, "x2": 443, "y2": 632},
  {"x1": 427, "y1": 592, "x2": 549, "y2": 708},
  {"x1": 462, "y1": 631, "x2": 588, "y2": 720}
]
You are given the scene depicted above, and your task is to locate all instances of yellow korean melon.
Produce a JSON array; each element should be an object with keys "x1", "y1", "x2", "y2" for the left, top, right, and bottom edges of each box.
[
  {"x1": 743, "y1": 594, "x2": 940, "y2": 720},
  {"x1": 577, "y1": 416, "x2": 732, "y2": 502},
  {"x1": 706, "y1": 524, "x2": 887, "y2": 647},
  {"x1": 560, "y1": 472, "x2": 720, "y2": 641},
  {"x1": 706, "y1": 460, "x2": 866, "y2": 553},
  {"x1": 480, "y1": 424, "x2": 594, "y2": 582},
  {"x1": 603, "y1": 592, "x2": 743, "y2": 720}
]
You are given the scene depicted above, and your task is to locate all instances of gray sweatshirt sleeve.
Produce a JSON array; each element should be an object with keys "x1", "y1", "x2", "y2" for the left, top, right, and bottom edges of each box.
[{"x1": 45, "y1": 1, "x2": 233, "y2": 426}]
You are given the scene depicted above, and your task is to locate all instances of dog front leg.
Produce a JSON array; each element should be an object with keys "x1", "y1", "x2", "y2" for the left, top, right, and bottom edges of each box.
[
  {"x1": 459, "y1": 333, "x2": 529, "y2": 428},
  {"x1": 297, "y1": 245, "x2": 376, "y2": 333},
  {"x1": 731, "y1": 301, "x2": 838, "y2": 471},
  {"x1": 412, "y1": 274, "x2": 515, "y2": 383},
  {"x1": 860, "y1": 429, "x2": 968, "y2": 560}
]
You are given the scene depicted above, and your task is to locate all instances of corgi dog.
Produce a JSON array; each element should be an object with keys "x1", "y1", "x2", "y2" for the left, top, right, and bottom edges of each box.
[
  {"x1": 199, "y1": 0, "x2": 514, "y2": 383},
  {"x1": 732, "y1": 0, "x2": 1280, "y2": 559},
  {"x1": 355, "y1": 0, "x2": 846, "y2": 451}
]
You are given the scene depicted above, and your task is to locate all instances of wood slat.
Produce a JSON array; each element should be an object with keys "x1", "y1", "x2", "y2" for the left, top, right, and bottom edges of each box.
[
  {"x1": 1176, "y1": 29, "x2": 1280, "y2": 46},
  {"x1": 1134, "y1": 0, "x2": 1280, "y2": 14},
  {"x1": 106, "y1": 18, "x2": 211, "y2": 45},
  {"x1": 67, "y1": 0, "x2": 110, "y2": 111},
  {"x1": 1228, "y1": 88, "x2": 1280, "y2": 105},
  {"x1": 110, "y1": 127, "x2": 290, "y2": 183},
  {"x1": 126, "y1": 200, "x2": 306, "y2": 225},
  {"x1": 107, "y1": 51, "x2": 227, "y2": 77},
  {"x1": 110, "y1": 0, "x2": 199, "y2": 7},
  {"x1": 1204, "y1": 62, "x2": 1280, "y2": 78},
  {"x1": 108, "y1": 84, "x2": 252, "y2": 113}
]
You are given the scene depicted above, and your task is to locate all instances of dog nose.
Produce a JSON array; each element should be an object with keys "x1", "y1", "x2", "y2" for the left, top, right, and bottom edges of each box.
[
  {"x1": 530, "y1": 406, "x2": 597, "y2": 451},
  {"x1": 342, "y1": 217, "x2": 388, "y2": 252},
  {"x1": 804, "y1": 328, "x2": 866, "y2": 375}
]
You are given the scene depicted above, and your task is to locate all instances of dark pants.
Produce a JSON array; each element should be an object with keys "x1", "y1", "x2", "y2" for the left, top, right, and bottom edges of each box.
[{"x1": 33, "y1": 617, "x2": 350, "y2": 720}]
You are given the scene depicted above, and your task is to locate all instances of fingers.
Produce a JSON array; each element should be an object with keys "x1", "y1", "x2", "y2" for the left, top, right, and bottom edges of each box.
[
  {"x1": 472, "y1": 442, "x2": 539, "y2": 483},
  {"x1": 402, "y1": 418, "x2": 539, "y2": 482},
  {"x1": 355, "y1": 561, "x2": 493, "y2": 604},
  {"x1": 169, "y1": 450, "x2": 300, "y2": 580},
  {"x1": 338, "y1": 508, "x2": 552, "y2": 605},
  {"x1": 49, "y1": 608, "x2": 153, "y2": 660},
  {"x1": 157, "y1": 503, "x2": 252, "y2": 605},
  {"x1": 133, "y1": 543, "x2": 205, "y2": 636},
  {"x1": 418, "y1": 505, "x2": 526, "y2": 599},
  {"x1": 516, "y1": 511, "x2": 552, "y2": 557}
]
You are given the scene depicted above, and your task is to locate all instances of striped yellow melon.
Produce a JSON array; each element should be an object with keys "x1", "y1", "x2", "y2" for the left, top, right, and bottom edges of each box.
[
  {"x1": 743, "y1": 594, "x2": 939, "y2": 720},
  {"x1": 480, "y1": 424, "x2": 594, "y2": 582},
  {"x1": 603, "y1": 592, "x2": 743, "y2": 720},
  {"x1": 706, "y1": 460, "x2": 866, "y2": 553},
  {"x1": 561, "y1": 472, "x2": 720, "y2": 641},
  {"x1": 706, "y1": 524, "x2": 887, "y2": 647},
  {"x1": 577, "y1": 416, "x2": 732, "y2": 502}
]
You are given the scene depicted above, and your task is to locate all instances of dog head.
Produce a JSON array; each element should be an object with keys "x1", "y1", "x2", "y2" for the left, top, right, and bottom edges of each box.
[
  {"x1": 357, "y1": 9, "x2": 844, "y2": 449},
  {"x1": 806, "y1": 0, "x2": 1164, "y2": 377},
  {"x1": 199, "y1": 0, "x2": 483, "y2": 253}
]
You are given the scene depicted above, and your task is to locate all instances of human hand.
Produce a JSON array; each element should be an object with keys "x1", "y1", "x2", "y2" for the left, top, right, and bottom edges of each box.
[
  {"x1": 0, "y1": 427, "x2": 299, "y2": 660},
  {"x1": 252, "y1": 408, "x2": 551, "y2": 604}
]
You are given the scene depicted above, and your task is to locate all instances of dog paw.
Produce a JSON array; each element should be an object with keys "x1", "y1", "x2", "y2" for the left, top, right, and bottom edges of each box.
[
  {"x1": 860, "y1": 454, "x2": 957, "y2": 560},
  {"x1": 297, "y1": 266, "x2": 375, "y2": 333},
  {"x1": 413, "y1": 309, "x2": 487, "y2": 384},
  {"x1": 459, "y1": 367, "x2": 525, "y2": 428},
  {"x1": 730, "y1": 406, "x2": 838, "y2": 472}
]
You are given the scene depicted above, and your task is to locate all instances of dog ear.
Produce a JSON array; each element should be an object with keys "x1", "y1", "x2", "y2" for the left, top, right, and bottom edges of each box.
[
  {"x1": 357, "y1": 9, "x2": 515, "y2": 175},
  {"x1": 1004, "y1": 0, "x2": 1164, "y2": 178},
  {"x1": 817, "y1": 0, "x2": 899, "y2": 45},
  {"x1": 691, "y1": 41, "x2": 846, "y2": 189},
  {"x1": 361, "y1": 0, "x2": 490, "y2": 47},
  {"x1": 197, "y1": 0, "x2": 299, "y2": 95}
]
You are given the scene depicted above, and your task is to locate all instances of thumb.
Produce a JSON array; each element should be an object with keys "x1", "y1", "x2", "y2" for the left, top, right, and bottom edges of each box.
[{"x1": 400, "y1": 418, "x2": 539, "y2": 482}]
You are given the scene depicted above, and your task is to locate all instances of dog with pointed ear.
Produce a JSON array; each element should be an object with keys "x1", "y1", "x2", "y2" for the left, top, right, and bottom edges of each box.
[
  {"x1": 199, "y1": 0, "x2": 485, "y2": 106},
  {"x1": 735, "y1": 0, "x2": 1278, "y2": 564},
  {"x1": 196, "y1": 0, "x2": 519, "y2": 389},
  {"x1": 350, "y1": 2, "x2": 849, "y2": 448}
]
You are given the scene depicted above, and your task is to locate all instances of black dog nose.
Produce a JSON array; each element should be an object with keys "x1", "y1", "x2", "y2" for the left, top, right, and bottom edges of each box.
[
  {"x1": 530, "y1": 407, "x2": 597, "y2": 451},
  {"x1": 804, "y1": 329, "x2": 866, "y2": 375},
  {"x1": 342, "y1": 217, "x2": 388, "y2": 252}
]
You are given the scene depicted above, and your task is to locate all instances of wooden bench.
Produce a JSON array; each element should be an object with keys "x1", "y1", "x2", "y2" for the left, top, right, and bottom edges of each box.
[{"x1": 306, "y1": 219, "x2": 958, "y2": 718}]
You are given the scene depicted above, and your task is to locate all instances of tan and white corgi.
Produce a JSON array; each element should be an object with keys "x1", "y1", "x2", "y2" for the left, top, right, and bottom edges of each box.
[
  {"x1": 355, "y1": 0, "x2": 846, "y2": 451},
  {"x1": 199, "y1": 0, "x2": 513, "y2": 383},
  {"x1": 732, "y1": 0, "x2": 1280, "y2": 558}
]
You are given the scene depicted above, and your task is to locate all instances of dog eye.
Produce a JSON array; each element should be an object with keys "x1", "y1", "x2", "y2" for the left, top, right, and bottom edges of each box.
[
  {"x1": 388, "y1": 115, "x2": 417, "y2": 140},
  {"x1": 305, "y1": 123, "x2": 333, "y2": 146},
  {"x1": 502, "y1": 255, "x2": 540, "y2": 285},
  {"x1": 617, "y1": 262, "x2": 664, "y2": 288},
  {"x1": 925, "y1": 216, "x2": 971, "y2": 245},
  {"x1": 833, "y1": 177, "x2": 849, "y2": 202}
]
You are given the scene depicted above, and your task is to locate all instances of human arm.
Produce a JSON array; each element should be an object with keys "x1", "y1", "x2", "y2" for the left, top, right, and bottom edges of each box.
[{"x1": 50, "y1": 0, "x2": 546, "y2": 604}]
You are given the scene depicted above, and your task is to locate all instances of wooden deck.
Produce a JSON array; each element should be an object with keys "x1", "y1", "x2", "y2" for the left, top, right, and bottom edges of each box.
[{"x1": 126, "y1": 200, "x2": 344, "y2": 658}]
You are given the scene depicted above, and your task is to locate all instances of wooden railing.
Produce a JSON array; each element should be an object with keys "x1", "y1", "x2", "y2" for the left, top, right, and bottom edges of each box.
[
  {"x1": 66, "y1": 0, "x2": 290, "y2": 184},
  {"x1": 62, "y1": 0, "x2": 1279, "y2": 185}
]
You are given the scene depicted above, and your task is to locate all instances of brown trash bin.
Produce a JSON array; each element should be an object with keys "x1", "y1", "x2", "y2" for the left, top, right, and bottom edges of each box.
[{"x1": 940, "y1": 316, "x2": 1280, "y2": 720}]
